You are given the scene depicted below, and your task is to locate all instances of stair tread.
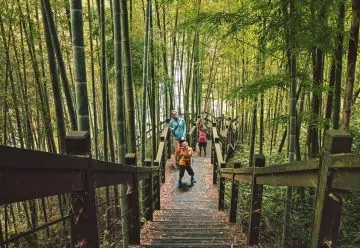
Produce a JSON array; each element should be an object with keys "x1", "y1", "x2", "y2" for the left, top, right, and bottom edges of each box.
[
  {"x1": 147, "y1": 228, "x2": 230, "y2": 232},
  {"x1": 142, "y1": 244, "x2": 247, "y2": 248},
  {"x1": 151, "y1": 237, "x2": 231, "y2": 241},
  {"x1": 153, "y1": 233, "x2": 229, "y2": 237}
]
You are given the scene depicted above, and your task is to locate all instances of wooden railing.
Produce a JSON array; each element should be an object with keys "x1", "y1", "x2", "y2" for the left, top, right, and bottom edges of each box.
[
  {"x1": 212, "y1": 123, "x2": 360, "y2": 248},
  {"x1": 154, "y1": 124, "x2": 171, "y2": 185},
  {"x1": 0, "y1": 126, "x2": 170, "y2": 247}
]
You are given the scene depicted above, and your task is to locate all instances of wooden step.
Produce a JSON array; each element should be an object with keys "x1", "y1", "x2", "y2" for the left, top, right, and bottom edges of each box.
[
  {"x1": 150, "y1": 237, "x2": 231, "y2": 244},
  {"x1": 150, "y1": 232, "x2": 229, "y2": 237},
  {"x1": 149, "y1": 221, "x2": 229, "y2": 228},
  {"x1": 142, "y1": 244, "x2": 248, "y2": 248},
  {"x1": 142, "y1": 208, "x2": 243, "y2": 247},
  {"x1": 146, "y1": 227, "x2": 230, "y2": 232}
]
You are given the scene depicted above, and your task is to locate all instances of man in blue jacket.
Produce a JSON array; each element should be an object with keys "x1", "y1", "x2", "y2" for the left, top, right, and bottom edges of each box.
[{"x1": 169, "y1": 110, "x2": 186, "y2": 151}]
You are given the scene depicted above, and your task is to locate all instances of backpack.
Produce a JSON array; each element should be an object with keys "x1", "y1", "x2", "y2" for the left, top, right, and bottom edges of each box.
[{"x1": 198, "y1": 130, "x2": 207, "y2": 143}]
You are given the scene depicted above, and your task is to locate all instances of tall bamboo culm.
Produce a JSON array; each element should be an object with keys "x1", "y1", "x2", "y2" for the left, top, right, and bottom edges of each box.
[{"x1": 70, "y1": 0, "x2": 90, "y2": 131}]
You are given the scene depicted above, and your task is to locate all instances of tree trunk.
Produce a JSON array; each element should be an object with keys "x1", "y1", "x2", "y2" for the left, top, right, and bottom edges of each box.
[
  {"x1": 249, "y1": 98, "x2": 257, "y2": 166},
  {"x1": 141, "y1": 0, "x2": 151, "y2": 163},
  {"x1": 332, "y1": 0, "x2": 345, "y2": 130},
  {"x1": 282, "y1": 0, "x2": 297, "y2": 245},
  {"x1": 70, "y1": 0, "x2": 90, "y2": 131},
  {"x1": 325, "y1": 59, "x2": 336, "y2": 131},
  {"x1": 149, "y1": 1, "x2": 157, "y2": 159},
  {"x1": 120, "y1": 0, "x2": 137, "y2": 152},
  {"x1": 342, "y1": 0, "x2": 360, "y2": 131},
  {"x1": 42, "y1": 0, "x2": 77, "y2": 130},
  {"x1": 87, "y1": 0, "x2": 99, "y2": 158},
  {"x1": 41, "y1": 0, "x2": 66, "y2": 153}
]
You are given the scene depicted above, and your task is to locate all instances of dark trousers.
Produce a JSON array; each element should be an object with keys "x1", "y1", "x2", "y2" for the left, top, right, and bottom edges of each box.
[
  {"x1": 179, "y1": 165, "x2": 194, "y2": 179},
  {"x1": 198, "y1": 142, "x2": 207, "y2": 156}
]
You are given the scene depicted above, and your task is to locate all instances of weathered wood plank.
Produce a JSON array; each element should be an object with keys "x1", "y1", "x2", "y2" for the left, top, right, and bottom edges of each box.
[
  {"x1": 0, "y1": 170, "x2": 84, "y2": 205},
  {"x1": 220, "y1": 168, "x2": 233, "y2": 173},
  {"x1": 92, "y1": 160, "x2": 136, "y2": 173},
  {"x1": 221, "y1": 172, "x2": 233, "y2": 180},
  {"x1": 233, "y1": 168, "x2": 254, "y2": 174},
  {"x1": 144, "y1": 159, "x2": 153, "y2": 221},
  {"x1": 330, "y1": 154, "x2": 360, "y2": 169},
  {"x1": 310, "y1": 129, "x2": 352, "y2": 248},
  {"x1": 215, "y1": 143, "x2": 224, "y2": 165},
  {"x1": 212, "y1": 127, "x2": 220, "y2": 143},
  {"x1": 229, "y1": 162, "x2": 241, "y2": 223},
  {"x1": 234, "y1": 174, "x2": 253, "y2": 183},
  {"x1": 331, "y1": 169, "x2": 360, "y2": 191},
  {"x1": 65, "y1": 131, "x2": 99, "y2": 247},
  {"x1": 126, "y1": 154, "x2": 141, "y2": 244},
  {"x1": 248, "y1": 155, "x2": 265, "y2": 245},
  {"x1": 218, "y1": 162, "x2": 226, "y2": 211},
  {"x1": 254, "y1": 159, "x2": 319, "y2": 175},
  {"x1": 256, "y1": 172, "x2": 318, "y2": 187},
  {"x1": 94, "y1": 171, "x2": 133, "y2": 187},
  {"x1": 155, "y1": 142, "x2": 165, "y2": 162},
  {"x1": 310, "y1": 151, "x2": 331, "y2": 248},
  {"x1": 160, "y1": 127, "x2": 169, "y2": 142},
  {"x1": 0, "y1": 145, "x2": 88, "y2": 170}
]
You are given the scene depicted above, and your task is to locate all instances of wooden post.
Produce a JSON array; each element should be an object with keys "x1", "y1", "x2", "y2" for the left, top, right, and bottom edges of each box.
[
  {"x1": 161, "y1": 146, "x2": 166, "y2": 184},
  {"x1": 221, "y1": 114, "x2": 225, "y2": 130},
  {"x1": 159, "y1": 133, "x2": 166, "y2": 184},
  {"x1": 213, "y1": 140, "x2": 220, "y2": 186},
  {"x1": 125, "y1": 153, "x2": 141, "y2": 244},
  {"x1": 65, "y1": 131, "x2": 99, "y2": 248},
  {"x1": 211, "y1": 122, "x2": 216, "y2": 165},
  {"x1": 166, "y1": 119, "x2": 171, "y2": 159},
  {"x1": 153, "y1": 160, "x2": 161, "y2": 210},
  {"x1": 191, "y1": 121, "x2": 197, "y2": 151},
  {"x1": 229, "y1": 162, "x2": 241, "y2": 223},
  {"x1": 218, "y1": 161, "x2": 226, "y2": 211},
  {"x1": 144, "y1": 159, "x2": 153, "y2": 221},
  {"x1": 212, "y1": 122, "x2": 217, "y2": 184},
  {"x1": 310, "y1": 130, "x2": 352, "y2": 248},
  {"x1": 248, "y1": 154, "x2": 265, "y2": 245}
]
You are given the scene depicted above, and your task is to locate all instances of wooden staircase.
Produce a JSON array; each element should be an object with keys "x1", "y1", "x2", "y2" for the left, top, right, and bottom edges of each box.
[{"x1": 142, "y1": 208, "x2": 246, "y2": 247}]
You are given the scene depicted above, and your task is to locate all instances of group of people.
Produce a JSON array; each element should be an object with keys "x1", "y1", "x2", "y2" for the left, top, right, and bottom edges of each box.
[{"x1": 169, "y1": 110, "x2": 208, "y2": 187}]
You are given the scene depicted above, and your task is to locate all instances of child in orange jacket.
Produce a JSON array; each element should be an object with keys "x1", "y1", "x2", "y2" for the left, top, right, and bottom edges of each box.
[{"x1": 176, "y1": 140, "x2": 196, "y2": 187}]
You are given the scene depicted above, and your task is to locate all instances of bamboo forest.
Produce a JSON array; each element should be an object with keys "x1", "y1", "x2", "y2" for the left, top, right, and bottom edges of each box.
[{"x1": 1, "y1": 0, "x2": 360, "y2": 247}]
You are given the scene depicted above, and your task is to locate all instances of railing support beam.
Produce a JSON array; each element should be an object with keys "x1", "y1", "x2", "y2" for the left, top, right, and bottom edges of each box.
[
  {"x1": 144, "y1": 159, "x2": 153, "y2": 221},
  {"x1": 229, "y1": 162, "x2": 241, "y2": 223},
  {"x1": 248, "y1": 154, "x2": 265, "y2": 245},
  {"x1": 310, "y1": 130, "x2": 352, "y2": 248},
  {"x1": 218, "y1": 162, "x2": 226, "y2": 211},
  {"x1": 153, "y1": 160, "x2": 161, "y2": 210},
  {"x1": 65, "y1": 131, "x2": 99, "y2": 248},
  {"x1": 126, "y1": 154, "x2": 141, "y2": 245},
  {"x1": 166, "y1": 119, "x2": 171, "y2": 159}
]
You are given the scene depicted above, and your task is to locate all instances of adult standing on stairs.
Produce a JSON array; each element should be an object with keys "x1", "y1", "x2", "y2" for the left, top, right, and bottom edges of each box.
[{"x1": 169, "y1": 110, "x2": 187, "y2": 151}]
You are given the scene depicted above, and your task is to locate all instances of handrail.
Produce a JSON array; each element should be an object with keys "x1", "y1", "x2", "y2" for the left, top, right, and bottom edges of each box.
[
  {"x1": 154, "y1": 125, "x2": 171, "y2": 184},
  {"x1": 155, "y1": 142, "x2": 165, "y2": 162},
  {"x1": 213, "y1": 124, "x2": 359, "y2": 248},
  {"x1": 219, "y1": 154, "x2": 360, "y2": 191},
  {"x1": 0, "y1": 127, "x2": 166, "y2": 247}
]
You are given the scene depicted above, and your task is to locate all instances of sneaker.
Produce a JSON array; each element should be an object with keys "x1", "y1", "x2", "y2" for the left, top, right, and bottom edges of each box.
[
  {"x1": 190, "y1": 177, "x2": 196, "y2": 184},
  {"x1": 177, "y1": 180, "x2": 183, "y2": 187}
]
